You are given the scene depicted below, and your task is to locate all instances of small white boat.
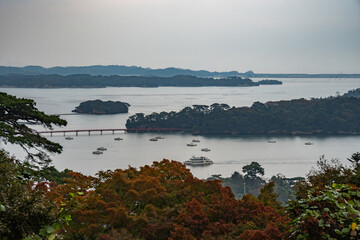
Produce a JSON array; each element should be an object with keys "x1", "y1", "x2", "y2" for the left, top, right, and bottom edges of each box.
[
  {"x1": 305, "y1": 142, "x2": 314, "y2": 145},
  {"x1": 155, "y1": 136, "x2": 164, "y2": 139},
  {"x1": 114, "y1": 137, "x2": 123, "y2": 141},
  {"x1": 92, "y1": 150, "x2": 103, "y2": 155},
  {"x1": 149, "y1": 138, "x2": 158, "y2": 141},
  {"x1": 97, "y1": 147, "x2": 107, "y2": 151},
  {"x1": 65, "y1": 137, "x2": 73, "y2": 140},
  {"x1": 201, "y1": 148, "x2": 211, "y2": 152},
  {"x1": 268, "y1": 140, "x2": 276, "y2": 143},
  {"x1": 187, "y1": 143, "x2": 197, "y2": 147},
  {"x1": 184, "y1": 156, "x2": 213, "y2": 166},
  {"x1": 192, "y1": 139, "x2": 200, "y2": 142}
]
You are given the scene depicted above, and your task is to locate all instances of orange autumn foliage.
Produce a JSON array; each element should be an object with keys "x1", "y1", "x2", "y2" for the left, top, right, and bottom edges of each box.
[{"x1": 46, "y1": 159, "x2": 287, "y2": 239}]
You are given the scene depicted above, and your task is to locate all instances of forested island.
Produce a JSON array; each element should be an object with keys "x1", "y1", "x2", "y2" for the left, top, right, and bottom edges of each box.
[
  {"x1": 0, "y1": 74, "x2": 281, "y2": 88},
  {"x1": 126, "y1": 93, "x2": 360, "y2": 135},
  {"x1": 72, "y1": 99, "x2": 130, "y2": 114}
]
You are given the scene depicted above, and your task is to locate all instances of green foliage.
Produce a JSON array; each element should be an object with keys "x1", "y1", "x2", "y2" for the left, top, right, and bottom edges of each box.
[
  {"x1": 0, "y1": 92, "x2": 67, "y2": 164},
  {"x1": 343, "y1": 88, "x2": 360, "y2": 98},
  {"x1": 210, "y1": 170, "x2": 296, "y2": 204},
  {"x1": 348, "y1": 152, "x2": 360, "y2": 170},
  {"x1": 0, "y1": 150, "x2": 58, "y2": 239},
  {"x1": 0, "y1": 202, "x2": 5, "y2": 212},
  {"x1": 72, "y1": 99, "x2": 130, "y2": 114},
  {"x1": 242, "y1": 162, "x2": 266, "y2": 196},
  {"x1": 258, "y1": 182, "x2": 283, "y2": 210},
  {"x1": 37, "y1": 167, "x2": 71, "y2": 185},
  {"x1": 271, "y1": 174, "x2": 297, "y2": 204},
  {"x1": 126, "y1": 97, "x2": 360, "y2": 135},
  {"x1": 243, "y1": 162, "x2": 264, "y2": 179},
  {"x1": 294, "y1": 156, "x2": 356, "y2": 198},
  {"x1": 23, "y1": 200, "x2": 73, "y2": 240},
  {"x1": 214, "y1": 171, "x2": 246, "y2": 199},
  {"x1": 287, "y1": 184, "x2": 360, "y2": 239},
  {"x1": 23, "y1": 225, "x2": 56, "y2": 240},
  {"x1": 287, "y1": 153, "x2": 360, "y2": 239}
]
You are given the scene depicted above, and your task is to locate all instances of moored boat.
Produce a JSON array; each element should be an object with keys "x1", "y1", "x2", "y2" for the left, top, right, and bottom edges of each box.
[
  {"x1": 155, "y1": 136, "x2": 164, "y2": 139},
  {"x1": 149, "y1": 138, "x2": 158, "y2": 141},
  {"x1": 114, "y1": 137, "x2": 123, "y2": 141},
  {"x1": 267, "y1": 140, "x2": 276, "y2": 143},
  {"x1": 97, "y1": 147, "x2": 107, "y2": 151},
  {"x1": 65, "y1": 137, "x2": 74, "y2": 140},
  {"x1": 192, "y1": 139, "x2": 200, "y2": 142},
  {"x1": 92, "y1": 150, "x2": 103, "y2": 155},
  {"x1": 305, "y1": 142, "x2": 314, "y2": 145},
  {"x1": 187, "y1": 143, "x2": 197, "y2": 147},
  {"x1": 201, "y1": 148, "x2": 211, "y2": 152},
  {"x1": 184, "y1": 156, "x2": 213, "y2": 166}
]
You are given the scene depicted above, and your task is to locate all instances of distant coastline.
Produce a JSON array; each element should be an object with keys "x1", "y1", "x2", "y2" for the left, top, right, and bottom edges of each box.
[
  {"x1": 0, "y1": 65, "x2": 359, "y2": 78},
  {"x1": 0, "y1": 74, "x2": 282, "y2": 88}
]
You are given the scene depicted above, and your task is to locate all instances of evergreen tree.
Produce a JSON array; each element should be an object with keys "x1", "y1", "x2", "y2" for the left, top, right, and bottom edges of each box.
[{"x1": 0, "y1": 92, "x2": 67, "y2": 164}]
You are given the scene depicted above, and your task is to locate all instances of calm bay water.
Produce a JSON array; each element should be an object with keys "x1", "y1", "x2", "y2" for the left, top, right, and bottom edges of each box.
[{"x1": 2, "y1": 78, "x2": 360, "y2": 179}]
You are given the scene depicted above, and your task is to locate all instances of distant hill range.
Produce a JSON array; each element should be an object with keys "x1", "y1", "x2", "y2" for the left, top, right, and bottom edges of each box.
[
  {"x1": 0, "y1": 74, "x2": 282, "y2": 88},
  {"x1": 0, "y1": 65, "x2": 359, "y2": 78}
]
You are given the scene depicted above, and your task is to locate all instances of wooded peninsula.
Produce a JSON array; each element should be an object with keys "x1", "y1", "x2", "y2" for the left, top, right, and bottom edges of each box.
[
  {"x1": 0, "y1": 74, "x2": 281, "y2": 88},
  {"x1": 126, "y1": 94, "x2": 360, "y2": 135}
]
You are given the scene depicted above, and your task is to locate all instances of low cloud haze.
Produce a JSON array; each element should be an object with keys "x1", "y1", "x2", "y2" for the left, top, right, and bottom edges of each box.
[{"x1": 0, "y1": 0, "x2": 359, "y2": 73}]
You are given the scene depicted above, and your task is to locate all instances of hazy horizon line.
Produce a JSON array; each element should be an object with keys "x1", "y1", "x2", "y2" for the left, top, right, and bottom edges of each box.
[{"x1": 1, "y1": 64, "x2": 359, "y2": 75}]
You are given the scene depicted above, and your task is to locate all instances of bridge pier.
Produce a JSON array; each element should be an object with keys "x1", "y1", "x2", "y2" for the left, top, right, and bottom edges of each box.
[
  {"x1": 63, "y1": 132, "x2": 65, "y2": 136},
  {"x1": 88, "y1": 131, "x2": 90, "y2": 135},
  {"x1": 112, "y1": 130, "x2": 114, "y2": 134},
  {"x1": 101, "y1": 131, "x2": 103, "y2": 135},
  {"x1": 50, "y1": 132, "x2": 52, "y2": 137}
]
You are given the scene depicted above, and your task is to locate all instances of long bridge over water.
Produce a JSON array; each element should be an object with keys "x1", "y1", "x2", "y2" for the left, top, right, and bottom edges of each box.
[{"x1": 38, "y1": 128, "x2": 185, "y2": 136}]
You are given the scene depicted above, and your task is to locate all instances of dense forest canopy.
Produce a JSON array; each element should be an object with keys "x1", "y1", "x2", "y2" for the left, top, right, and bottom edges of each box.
[
  {"x1": 343, "y1": 88, "x2": 360, "y2": 98},
  {"x1": 126, "y1": 96, "x2": 360, "y2": 135},
  {"x1": 72, "y1": 100, "x2": 130, "y2": 114},
  {"x1": 0, "y1": 74, "x2": 281, "y2": 88}
]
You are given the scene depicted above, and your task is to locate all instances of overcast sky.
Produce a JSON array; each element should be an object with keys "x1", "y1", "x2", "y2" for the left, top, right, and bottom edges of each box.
[{"x1": 0, "y1": 0, "x2": 359, "y2": 73}]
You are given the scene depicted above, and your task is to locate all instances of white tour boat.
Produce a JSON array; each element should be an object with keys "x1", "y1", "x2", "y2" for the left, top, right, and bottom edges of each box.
[{"x1": 184, "y1": 156, "x2": 213, "y2": 166}]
